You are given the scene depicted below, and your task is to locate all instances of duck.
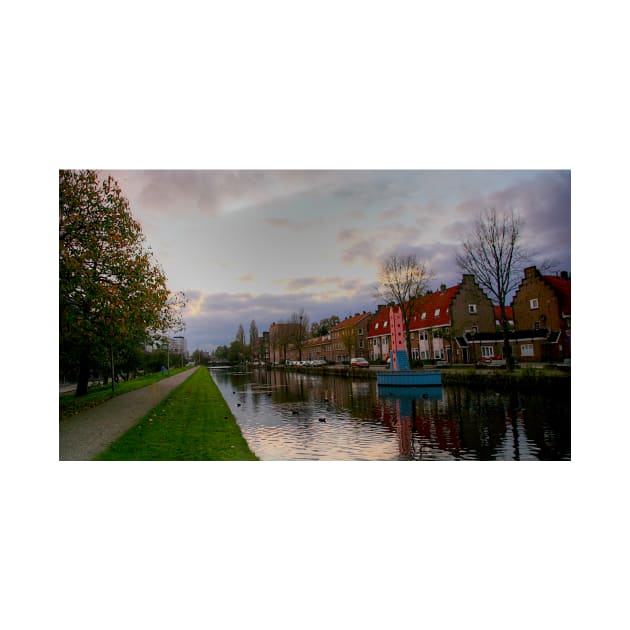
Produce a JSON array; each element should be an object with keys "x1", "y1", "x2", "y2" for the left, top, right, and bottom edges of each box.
[{"x1": 318, "y1": 417, "x2": 326, "y2": 422}]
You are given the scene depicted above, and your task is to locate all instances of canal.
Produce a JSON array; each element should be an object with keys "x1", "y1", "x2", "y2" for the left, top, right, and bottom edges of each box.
[{"x1": 210, "y1": 367, "x2": 571, "y2": 461}]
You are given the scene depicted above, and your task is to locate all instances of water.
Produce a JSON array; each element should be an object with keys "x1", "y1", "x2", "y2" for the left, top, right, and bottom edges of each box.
[{"x1": 210, "y1": 368, "x2": 571, "y2": 461}]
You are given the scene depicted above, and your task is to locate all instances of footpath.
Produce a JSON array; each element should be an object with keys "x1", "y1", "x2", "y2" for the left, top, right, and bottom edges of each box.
[{"x1": 59, "y1": 368, "x2": 196, "y2": 461}]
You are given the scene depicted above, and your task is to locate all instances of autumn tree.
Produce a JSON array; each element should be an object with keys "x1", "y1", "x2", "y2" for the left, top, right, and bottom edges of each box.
[
  {"x1": 376, "y1": 254, "x2": 433, "y2": 363},
  {"x1": 60, "y1": 170, "x2": 185, "y2": 396},
  {"x1": 456, "y1": 208, "x2": 528, "y2": 370},
  {"x1": 340, "y1": 326, "x2": 358, "y2": 360}
]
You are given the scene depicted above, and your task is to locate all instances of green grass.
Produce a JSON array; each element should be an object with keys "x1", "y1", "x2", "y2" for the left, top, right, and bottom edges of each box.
[
  {"x1": 94, "y1": 367, "x2": 259, "y2": 460},
  {"x1": 60, "y1": 367, "x2": 191, "y2": 419}
]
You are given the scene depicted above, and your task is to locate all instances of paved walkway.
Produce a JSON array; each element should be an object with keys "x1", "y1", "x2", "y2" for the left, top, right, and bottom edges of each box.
[{"x1": 59, "y1": 368, "x2": 197, "y2": 461}]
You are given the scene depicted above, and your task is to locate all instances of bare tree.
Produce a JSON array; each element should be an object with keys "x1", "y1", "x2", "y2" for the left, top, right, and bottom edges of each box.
[
  {"x1": 249, "y1": 320, "x2": 259, "y2": 361},
  {"x1": 289, "y1": 308, "x2": 310, "y2": 361},
  {"x1": 456, "y1": 208, "x2": 528, "y2": 370},
  {"x1": 376, "y1": 254, "x2": 434, "y2": 363}
]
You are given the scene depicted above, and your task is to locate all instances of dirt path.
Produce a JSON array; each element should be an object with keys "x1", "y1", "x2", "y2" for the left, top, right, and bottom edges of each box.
[{"x1": 59, "y1": 368, "x2": 197, "y2": 461}]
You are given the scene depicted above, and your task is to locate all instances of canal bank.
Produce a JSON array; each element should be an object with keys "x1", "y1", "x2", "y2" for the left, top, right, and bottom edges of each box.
[
  {"x1": 95, "y1": 367, "x2": 258, "y2": 460},
  {"x1": 269, "y1": 364, "x2": 570, "y2": 390}
]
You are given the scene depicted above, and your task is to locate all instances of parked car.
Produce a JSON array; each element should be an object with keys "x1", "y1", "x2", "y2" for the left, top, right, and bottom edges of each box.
[
  {"x1": 350, "y1": 357, "x2": 370, "y2": 368},
  {"x1": 311, "y1": 359, "x2": 327, "y2": 367}
]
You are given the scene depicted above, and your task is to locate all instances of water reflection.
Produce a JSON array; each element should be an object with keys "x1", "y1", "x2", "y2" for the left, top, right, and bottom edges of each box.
[{"x1": 210, "y1": 368, "x2": 570, "y2": 461}]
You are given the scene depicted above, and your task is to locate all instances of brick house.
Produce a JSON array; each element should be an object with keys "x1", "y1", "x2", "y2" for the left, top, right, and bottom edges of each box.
[
  {"x1": 367, "y1": 275, "x2": 499, "y2": 364},
  {"x1": 511, "y1": 267, "x2": 571, "y2": 362},
  {"x1": 302, "y1": 334, "x2": 335, "y2": 363},
  {"x1": 330, "y1": 312, "x2": 372, "y2": 363},
  {"x1": 268, "y1": 321, "x2": 302, "y2": 364}
]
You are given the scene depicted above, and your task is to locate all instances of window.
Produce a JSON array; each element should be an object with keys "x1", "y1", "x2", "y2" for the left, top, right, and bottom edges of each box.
[
  {"x1": 521, "y1": 344, "x2": 534, "y2": 357},
  {"x1": 359, "y1": 340, "x2": 363, "y2": 348},
  {"x1": 419, "y1": 331, "x2": 428, "y2": 341},
  {"x1": 421, "y1": 350, "x2": 430, "y2": 360},
  {"x1": 383, "y1": 321, "x2": 388, "y2": 328},
  {"x1": 358, "y1": 328, "x2": 363, "y2": 335},
  {"x1": 434, "y1": 349, "x2": 445, "y2": 359},
  {"x1": 530, "y1": 298, "x2": 539, "y2": 310},
  {"x1": 375, "y1": 323, "x2": 379, "y2": 329},
  {"x1": 468, "y1": 304, "x2": 477, "y2": 314},
  {"x1": 534, "y1": 322, "x2": 540, "y2": 331},
  {"x1": 434, "y1": 308, "x2": 440, "y2": 317},
  {"x1": 421, "y1": 312, "x2": 427, "y2": 319},
  {"x1": 481, "y1": 346, "x2": 494, "y2": 358}
]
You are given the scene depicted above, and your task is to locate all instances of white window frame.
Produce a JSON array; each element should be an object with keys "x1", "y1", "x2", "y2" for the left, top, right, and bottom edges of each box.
[
  {"x1": 434, "y1": 308, "x2": 440, "y2": 317},
  {"x1": 530, "y1": 298, "x2": 539, "y2": 310},
  {"x1": 468, "y1": 304, "x2": 477, "y2": 314},
  {"x1": 481, "y1": 346, "x2": 494, "y2": 358}
]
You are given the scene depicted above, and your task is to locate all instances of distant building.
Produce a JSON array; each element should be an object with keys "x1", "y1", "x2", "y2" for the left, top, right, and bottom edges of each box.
[{"x1": 167, "y1": 335, "x2": 187, "y2": 357}]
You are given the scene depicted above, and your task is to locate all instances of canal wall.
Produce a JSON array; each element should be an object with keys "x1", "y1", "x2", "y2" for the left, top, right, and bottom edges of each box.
[{"x1": 269, "y1": 365, "x2": 570, "y2": 390}]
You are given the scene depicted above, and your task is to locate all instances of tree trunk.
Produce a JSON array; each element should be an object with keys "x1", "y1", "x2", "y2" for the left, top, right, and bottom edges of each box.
[{"x1": 76, "y1": 349, "x2": 90, "y2": 396}]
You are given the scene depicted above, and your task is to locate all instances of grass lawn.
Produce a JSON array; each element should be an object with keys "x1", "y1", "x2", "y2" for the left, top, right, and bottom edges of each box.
[
  {"x1": 60, "y1": 367, "x2": 191, "y2": 420},
  {"x1": 95, "y1": 367, "x2": 258, "y2": 460}
]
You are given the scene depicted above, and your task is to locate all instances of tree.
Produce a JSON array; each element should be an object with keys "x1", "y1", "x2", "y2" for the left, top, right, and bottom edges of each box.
[
  {"x1": 340, "y1": 326, "x2": 358, "y2": 360},
  {"x1": 376, "y1": 254, "x2": 433, "y2": 363},
  {"x1": 249, "y1": 320, "x2": 260, "y2": 361},
  {"x1": 289, "y1": 309, "x2": 310, "y2": 361},
  {"x1": 456, "y1": 208, "x2": 528, "y2": 370},
  {"x1": 60, "y1": 170, "x2": 185, "y2": 396},
  {"x1": 310, "y1": 315, "x2": 340, "y2": 337},
  {"x1": 235, "y1": 323, "x2": 246, "y2": 346},
  {"x1": 233, "y1": 324, "x2": 248, "y2": 362}
]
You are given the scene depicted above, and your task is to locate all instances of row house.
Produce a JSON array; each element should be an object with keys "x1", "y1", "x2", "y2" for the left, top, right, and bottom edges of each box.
[
  {"x1": 302, "y1": 334, "x2": 334, "y2": 363},
  {"x1": 330, "y1": 312, "x2": 372, "y2": 362},
  {"x1": 368, "y1": 275, "x2": 500, "y2": 364},
  {"x1": 302, "y1": 311, "x2": 372, "y2": 363},
  {"x1": 511, "y1": 267, "x2": 571, "y2": 362}
]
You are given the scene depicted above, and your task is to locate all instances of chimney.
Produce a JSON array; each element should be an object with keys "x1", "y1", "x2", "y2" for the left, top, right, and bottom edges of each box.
[{"x1": 440, "y1": 284, "x2": 446, "y2": 293}]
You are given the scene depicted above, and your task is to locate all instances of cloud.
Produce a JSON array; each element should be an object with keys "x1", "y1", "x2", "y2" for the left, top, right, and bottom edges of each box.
[
  {"x1": 179, "y1": 285, "x2": 378, "y2": 350},
  {"x1": 107, "y1": 170, "x2": 341, "y2": 216},
  {"x1": 336, "y1": 228, "x2": 360, "y2": 243},
  {"x1": 341, "y1": 238, "x2": 378, "y2": 263}
]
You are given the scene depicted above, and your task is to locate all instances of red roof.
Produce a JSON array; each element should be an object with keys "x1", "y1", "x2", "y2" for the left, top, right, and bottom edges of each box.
[
  {"x1": 409, "y1": 286, "x2": 459, "y2": 329},
  {"x1": 367, "y1": 286, "x2": 460, "y2": 337},
  {"x1": 331, "y1": 312, "x2": 371, "y2": 332},
  {"x1": 367, "y1": 306, "x2": 392, "y2": 337},
  {"x1": 544, "y1": 275, "x2": 571, "y2": 315}
]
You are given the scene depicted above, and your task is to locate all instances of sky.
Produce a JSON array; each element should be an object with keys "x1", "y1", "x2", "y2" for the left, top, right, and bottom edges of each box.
[{"x1": 106, "y1": 170, "x2": 570, "y2": 353}]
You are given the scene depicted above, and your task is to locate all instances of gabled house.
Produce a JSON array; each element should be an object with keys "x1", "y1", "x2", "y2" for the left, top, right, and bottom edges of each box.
[
  {"x1": 366, "y1": 275, "x2": 499, "y2": 364},
  {"x1": 367, "y1": 305, "x2": 391, "y2": 362},
  {"x1": 511, "y1": 267, "x2": 571, "y2": 362},
  {"x1": 408, "y1": 285, "x2": 460, "y2": 361}
]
